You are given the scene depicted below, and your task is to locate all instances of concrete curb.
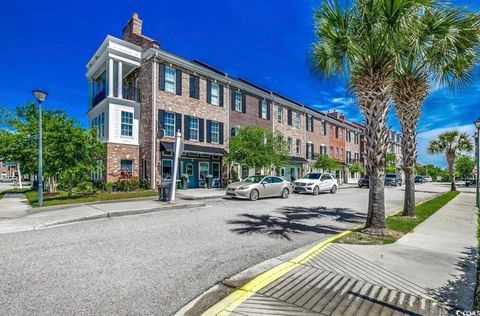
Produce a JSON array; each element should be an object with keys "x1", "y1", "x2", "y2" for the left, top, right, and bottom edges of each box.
[{"x1": 40, "y1": 202, "x2": 206, "y2": 228}]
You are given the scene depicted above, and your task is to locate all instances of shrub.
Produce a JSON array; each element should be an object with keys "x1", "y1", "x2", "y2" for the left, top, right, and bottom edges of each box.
[{"x1": 75, "y1": 181, "x2": 96, "y2": 194}]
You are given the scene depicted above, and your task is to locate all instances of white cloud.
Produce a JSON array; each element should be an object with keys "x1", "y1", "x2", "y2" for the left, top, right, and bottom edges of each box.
[{"x1": 417, "y1": 124, "x2": 477, "y2": 167}]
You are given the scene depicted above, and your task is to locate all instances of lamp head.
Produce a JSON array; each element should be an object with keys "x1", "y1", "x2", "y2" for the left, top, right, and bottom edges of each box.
[{"x1": 32, "y1": 89, "x2": 48, "y2": 103}]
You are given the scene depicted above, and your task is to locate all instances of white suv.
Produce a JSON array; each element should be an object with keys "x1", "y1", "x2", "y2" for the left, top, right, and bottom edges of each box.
[{"x1": 293, "y1": 173, "x2": 338, "y2": 195}]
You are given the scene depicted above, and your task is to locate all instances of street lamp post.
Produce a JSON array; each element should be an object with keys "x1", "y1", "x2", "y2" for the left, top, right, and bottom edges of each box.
[
  {"x1": 475, "y1": 118, "x2": 480, "y2": 207},
  {"x1": 32, "y1": 89, "x2": 48, "y2": 207}
]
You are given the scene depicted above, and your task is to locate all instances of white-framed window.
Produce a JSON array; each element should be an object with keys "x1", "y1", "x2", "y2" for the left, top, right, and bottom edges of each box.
[
  {"x1": 234, "y1": 91, "x2": 242, "y2": 112},
  {"x1": 322, "y1": 121, "x2": 327, "y2": 135},
  {"x1": 346, "y1": 151, "x2": 352, "y2": 163},
  {"x1": 295, "y1": 112, "x2": 301, "y2": 129},
  {"x1": 164, "y1": 112, "x2": 175, "y2": 137},
  {"x1": 306, "y1": 142, "x2": 313, "y2": 160},
  {"x1": 90, "y1": 159, "x2": 104, "y2": 180},
  {"x1": 100, "y1": 112, "x2": 105, "y2": 137},
  {"x1": 277, "y1": 105, "x2": 283, "y2": 123},
  {"x1": 354, "y1": 133, "x2": 359, "y2": 144},
  {"x1": 354, "y1": 152, "x2": 360, "y2": 161},
  {"x1": 211, "y1": 121, "x2": 219, "y2": 143},
  {"x1": 261, "y1": 100, "x2": 268, "y2": 119},
  {"x1": 319, "y1": 145, "x2": 327, "y2": 155},
  {"x1": 120, "y1": 111, "x2": 133, "y2": 137},
  {"x1": 287, "y1": 138, "x2": 292, "y2": 153},
  {"x1": 199, "y1": 162, "x2": 209, "y2": 180},
  {"x1": 296, "y1": 139, "x2": 301, "y2": 155},
  {"x1": 189, "y1": 117, "x2": 199, "y2": 141},
  {"x1": 211, "y1": 82, "x2": 219, "y2": 105},
  {"x1": 165, "y1": 66, "x2": 176, "y2": 93}
]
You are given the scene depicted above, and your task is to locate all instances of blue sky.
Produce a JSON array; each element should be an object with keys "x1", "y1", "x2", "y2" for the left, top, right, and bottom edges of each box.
[{"x1": 0, "y1": 0, "x2": 479, "y2": 167}]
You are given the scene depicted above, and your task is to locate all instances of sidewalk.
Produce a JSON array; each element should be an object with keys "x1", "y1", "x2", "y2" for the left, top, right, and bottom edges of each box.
[
  {"x1": 199, "y1": 188, "x2": 477, "y2": 315},
  {"x1": 0, "y1": 196, "x2": 205, "y2": 235},
  {"x1": 0, "y1": 193, "x2": 31, "y2": 219}
]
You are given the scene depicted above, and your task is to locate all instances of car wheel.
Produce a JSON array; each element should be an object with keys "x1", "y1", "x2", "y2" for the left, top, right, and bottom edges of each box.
[
  {"x1": 249, "y1": 189, "x2": 259, "y2": 201},
  {"x1": 330, "y1": 185, "x2": 337, "y2": 194},
  {"x1": 313, "y1": 186, "x2": 320, "y2": 195},
  {"x1": 281, "y1": 188, "x2": 289, "y2": 199}
]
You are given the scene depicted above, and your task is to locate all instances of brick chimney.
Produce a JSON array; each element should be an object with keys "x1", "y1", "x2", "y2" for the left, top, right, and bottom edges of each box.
[
  {"x1": 123, "y1": 12, "x2": 143, "y2": 38},
  {"x1": 122, "y1": 13, "x2": 159, "y2": 48}
]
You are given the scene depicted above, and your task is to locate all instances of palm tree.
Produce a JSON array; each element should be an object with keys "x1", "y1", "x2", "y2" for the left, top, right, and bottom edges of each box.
[
  {"x1": 428, "y1": 130, "x2": 473, "y2": 191},
  {"x1": 311, "y1": 0, "x2": 428, "y2": 235},
  {"x1": 393, "y1": 7, "x2": 480, "y2": 216}
]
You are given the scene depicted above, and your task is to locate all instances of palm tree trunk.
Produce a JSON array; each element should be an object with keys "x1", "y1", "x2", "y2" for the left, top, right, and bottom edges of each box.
[
  {"x1": 447, "y1": 153, "x2": 456, "y2": 191},
  {"x1": 354, "y1": 71, "x2": 392, "y2": 236},
  {"x1": 393, "y1": 75, "x2": 427, "y2": 217}
]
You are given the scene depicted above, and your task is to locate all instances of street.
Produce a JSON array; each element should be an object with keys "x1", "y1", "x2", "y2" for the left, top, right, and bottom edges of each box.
[{"x1": 0, "y1": 183, "x2": 449, "y2": 315}]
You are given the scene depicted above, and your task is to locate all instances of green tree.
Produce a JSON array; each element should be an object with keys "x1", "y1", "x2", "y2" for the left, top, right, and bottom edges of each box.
[
  {"x1": 0, "y1": 103, "x2": 105, "y2": 196},
  {"x1": 456, "y1": 155, "x2": 475, "y2": 179},
  {"x1": 312, "y1": 154, "x2": 340, "y2": 172},
  {"x1": 392, "y1": 7, "x2": 480, "y2": 216},
  {"x1": 311, "y1": 0, "x2": 429, "y2": 235},
  {"x1": 349, "y1": 161, "x2": 365, "y2": 174},
  {"x1": 226, "y1": 126, "x2": 289, "y2": 171},
  {"x1": 428, "y1": 130, "x2": 473, "y2": 191}
]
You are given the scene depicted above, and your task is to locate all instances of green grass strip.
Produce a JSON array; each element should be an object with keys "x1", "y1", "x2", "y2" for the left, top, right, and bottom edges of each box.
[
  {"x1": 25, "y1": 190, "x2": 158, "y2": 207},
  {"x1": 336, "y1": 190, "x2": 460, "y2": 245},
  {"x1": 0, "y1": 188, "x2": 30, "y2": 200}
]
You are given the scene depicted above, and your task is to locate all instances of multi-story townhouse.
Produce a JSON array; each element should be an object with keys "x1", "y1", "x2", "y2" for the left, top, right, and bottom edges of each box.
[
  {"x1": 0, "y1": 161, "x2": 17, "y2": 180},
  {"x1": 326, "y1": 111, "x2": 346, "y2": 181},
  {"x1": 86, "y1": 13, "x2": 366, "y2": 188},
  {"x1": 388, "y1": 128, "x2": 403, "y2": 173},
  {"x1": 344, "y1": 122, "x2": 362, "y2": 183}
]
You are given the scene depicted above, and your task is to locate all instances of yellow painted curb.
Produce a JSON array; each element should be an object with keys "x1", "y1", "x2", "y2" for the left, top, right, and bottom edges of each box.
[{"x1": 201, "y1": 228, "x2": 358, "y2": 316}]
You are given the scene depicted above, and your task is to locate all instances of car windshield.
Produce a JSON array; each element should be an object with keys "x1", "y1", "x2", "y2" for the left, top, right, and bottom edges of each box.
[
  {"x1": 415, "y1": 176, "x2": 422, "y2": 179},
  {"x1": 386, "y1": 174, "x2": 396, "y2": 178},
  {"x1": 243, "y1": 176, "x2": 265, "y2": 183},
  {"x1": 302, "y1": 173, "x2": 321, "y2": 180}
]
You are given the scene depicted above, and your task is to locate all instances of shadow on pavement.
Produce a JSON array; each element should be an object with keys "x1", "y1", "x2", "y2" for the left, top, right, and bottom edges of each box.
[
  {"x1": 427, "y1": 246, "x2": 478, "y2": 311},
  {"x1": 227, "y1": 206, "x2": 365, "y2": 240}
]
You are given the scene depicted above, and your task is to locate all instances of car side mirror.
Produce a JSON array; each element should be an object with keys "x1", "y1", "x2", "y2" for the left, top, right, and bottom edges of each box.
[{"x1": 261, "y1": 181, "x2": 268, "y2": 185}]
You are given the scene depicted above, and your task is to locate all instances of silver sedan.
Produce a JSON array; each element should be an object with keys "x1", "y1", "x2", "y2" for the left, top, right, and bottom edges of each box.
[{"x1": 226, "y1": 175, "x2": 292, "y2": 201}]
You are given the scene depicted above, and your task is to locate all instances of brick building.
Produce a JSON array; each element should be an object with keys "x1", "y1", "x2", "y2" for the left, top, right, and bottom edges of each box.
[{"x1": 86, "y1": 13, "x2": 369, "y2": 188}]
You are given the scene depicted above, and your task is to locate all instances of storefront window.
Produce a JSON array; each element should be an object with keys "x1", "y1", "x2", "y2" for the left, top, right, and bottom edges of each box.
[
  {"x1": 199, "y1": 162, "x2": 209, "y2": 180},
  {"x1": 212, "y1": 162, "x2": 220, "y2": 179},
  {"x1": 162, "y1": 159, "x2": 172, "y2": 179}
]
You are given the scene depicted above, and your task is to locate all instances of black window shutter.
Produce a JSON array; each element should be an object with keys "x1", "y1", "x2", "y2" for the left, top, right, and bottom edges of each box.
[
  {"x1": 231, "y1": 90, "x2": 236, "y2": 110},
  {"x1": 206, "y1": 120, "x2": 212, "y2": 143},
  {"x1": 184, "y1": 115, "x2": 190, "y2": 140},
  {"x1": 287, "y1": 109, "x2": 292, "y2": 125},
  {"x1": 311, "y1": 117, "x2": 314, "y2": 132},
  {"x1": 206, "y1": 80, "x2": 211, "y2": 104},
  {"x1": 219, "y1": 85, "x2": 224, "y2": 107},
  {"x1": 175, "y1": 113, "x2": 182, "y2": 134},
  {"x1": 305, "y1": 115, "x2": 309, "y2": 130},
  {"x1": 258, "y1": 99, "x2": 262, "y2": 118},
  {"x1": 219, "y1": 122, "x2": 224, "y2": 144},
  {"x1": 231, "y1": 128, "x2": 236, "y2": 137},
  {"x1": 195, "y1": 77, "x2": 200, "y2": 99},
  {"x1": 311, "y1": 144, "x2": 314, "y2": 158},
  {"x1": 158, "y1": 109, "x2": 165, "y2": 130},
  {"x1": 159, "y1": 64, "x2": 165, "y2": 91},
  {"x1": 176, "y1": 69, "x2": 182, "y2": 95},
  {"x1": 189, "y1": 75, "x2": 195, "y2": 98},
  {"x1": 242, "y1": 93, "x2": 246, "y2": 113},
  {"x1": 306, "y1": 143, "x2": 309, "y2": 159},
  {"x1": 199, "y1": 119, "x2": 205, "y2": 142},
  {"x1": 267, "y1": 101, "x2": 271, "y2": 120}
]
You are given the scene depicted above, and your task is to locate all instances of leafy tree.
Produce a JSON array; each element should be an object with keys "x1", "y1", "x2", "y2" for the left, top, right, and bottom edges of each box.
[
  {"x1": 428, "y1": 130, "x2": 473, "y2": 191},
  {"x1": 311, "y1": 0, "x2": 429, "y2": 235},
  {"x1": 0, "y1": 103, "x2": 105, "y2": 196},
  {"x1": 312, "y1": 154, "x2": 340, "y2": 172},
  {"x1": 226, "y1": 126, "x2": 289, "y2": 171},
  {"x1": 392, "y1": 6, "x2": 480, "y2": 216},
  {"x1": 456, "y1": 155, "x2": 475, "y2": 179},
  {"x1": 349, "y1": 161, "x2": 365, "y2": 174},
  {"x1": 386, "y1": 153, "x2": 397, "y2": 169}
]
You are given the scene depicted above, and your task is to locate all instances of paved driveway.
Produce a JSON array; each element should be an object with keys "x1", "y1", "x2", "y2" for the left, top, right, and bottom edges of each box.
[{"x1": 0, "y1": 183, "x2": 449, "y2": 315}]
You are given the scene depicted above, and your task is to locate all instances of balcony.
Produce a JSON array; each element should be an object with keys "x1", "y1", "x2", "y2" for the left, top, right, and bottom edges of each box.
[{"x1": 92, "y1": 89, "x2": 106, "y2": 107}]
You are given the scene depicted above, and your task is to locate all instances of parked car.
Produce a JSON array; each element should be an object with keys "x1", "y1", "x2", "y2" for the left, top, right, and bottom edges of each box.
[
  {"x1": 414, "y1": 175, "x2": 425, "y2": 183},
  {"x1": 385, "y1": 173, "x2": 402, "y2": 186},
  {"x1": 292, "y1": 173, "x2": 338, "y2": 195},
  {"x1": 358, "y1": 175, "x2": 369, "y2": 188},
  {"x1": 226, "y1": 175, "x2": 292, "y2": 201},
  {"x1": 423, "y1": 176, "x2": 433, "y2": 182}
]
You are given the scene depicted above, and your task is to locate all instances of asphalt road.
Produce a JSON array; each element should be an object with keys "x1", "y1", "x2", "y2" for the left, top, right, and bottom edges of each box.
[{"x1": 0, "y1": 183, "x2": 449, "y2": 315}]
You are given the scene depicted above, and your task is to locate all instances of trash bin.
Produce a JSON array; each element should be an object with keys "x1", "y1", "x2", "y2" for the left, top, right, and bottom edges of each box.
[{"x1": 158, "y1": 181, "x2": 172, "y2": 201}]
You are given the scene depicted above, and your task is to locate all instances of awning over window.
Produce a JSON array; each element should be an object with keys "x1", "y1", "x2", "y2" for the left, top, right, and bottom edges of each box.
[
  {"x1": 290, "y1": 156, "x2": 309, "y2": 163},
  {"x1": 160, "y1": 141, "x2": 227, "y2": 156}
]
